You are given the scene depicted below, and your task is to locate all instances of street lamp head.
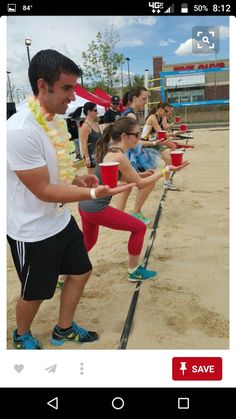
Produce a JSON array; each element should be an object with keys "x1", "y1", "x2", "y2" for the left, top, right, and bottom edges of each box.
[
  {"x1": 25, "y1": 39, "x2": 32, "y2": 66},
  {"x1": 126, "y1": 57, "x2": 130, "y2": 61},
  {"x1": 7, "y1": 71, "x2": 11, "y2": 74},
  {"x1": 25, "y1": 38, "x2": 32, "y2": 46}
]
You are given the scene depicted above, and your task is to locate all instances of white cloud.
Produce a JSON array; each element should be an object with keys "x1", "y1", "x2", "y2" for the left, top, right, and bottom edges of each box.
[
  {"x1": 175, "y1": 38, "x2": 197, "y2": 56},
  {"x1": 160, "y1": 40, "x2": 169, "y2": 47},
  {"x1": 127, "y1": 17, "x2": 156, "y2": 27},
  {"x1": 220, "y1": 25, "x2": 229, "y2": 40},
  {"x1": 105, "y1": 16, "x2": 156, "y2": 29},
  {"x1": 159, "y1": 38, "x2": 176, "y2": 47},
  {"x1": 123, "y1": 39, "x2": 144, "y2": 47}
]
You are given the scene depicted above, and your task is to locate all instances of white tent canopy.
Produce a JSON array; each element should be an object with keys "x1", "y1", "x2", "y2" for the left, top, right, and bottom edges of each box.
[
  {"x1": 63, "y1": 95, "x2": 105, "y2": 118},
  {"x1": 16, "y1": 95, "x2": 105, "y2": 118}
]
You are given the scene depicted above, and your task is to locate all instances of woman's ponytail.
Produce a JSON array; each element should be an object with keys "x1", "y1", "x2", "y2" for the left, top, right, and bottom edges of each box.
[{"x1": 95, "y1": 124, "x2": 114, "y2": 163}]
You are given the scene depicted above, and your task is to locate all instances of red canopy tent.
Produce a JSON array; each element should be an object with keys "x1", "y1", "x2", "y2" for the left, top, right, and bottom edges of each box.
[
  {"x1": 74, "y1": 84, "x2": 110, "y2": 108},
  {"x1": 93, "y1": 87, "x2": 112, "y2": 101}
]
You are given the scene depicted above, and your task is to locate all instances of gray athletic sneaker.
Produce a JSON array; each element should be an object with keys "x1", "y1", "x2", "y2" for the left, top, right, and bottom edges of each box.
[{"x1": 163, "y1": 180, "x2": 178, "y2": 191}]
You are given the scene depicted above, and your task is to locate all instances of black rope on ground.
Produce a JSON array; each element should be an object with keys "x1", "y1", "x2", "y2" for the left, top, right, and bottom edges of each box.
[
  {"x1": 142, "y1": 183, "x2": 170, "y2": 268},
  {"x1": 118, "y1": 133, "x2": 193, "y2": 350},
  {"x1": 118, "y1": 172, "x2": 175, "y2": 350}
]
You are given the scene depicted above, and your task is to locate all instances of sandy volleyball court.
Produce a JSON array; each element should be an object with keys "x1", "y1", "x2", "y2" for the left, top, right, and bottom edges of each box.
[{"x1": 7, "y1": 128, "x2": 229, "y2": 349}]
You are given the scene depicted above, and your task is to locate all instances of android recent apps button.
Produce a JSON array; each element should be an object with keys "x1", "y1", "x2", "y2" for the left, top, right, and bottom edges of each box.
[{"x1": 172, "y1": 357, "x2": 222, "y2": 380}]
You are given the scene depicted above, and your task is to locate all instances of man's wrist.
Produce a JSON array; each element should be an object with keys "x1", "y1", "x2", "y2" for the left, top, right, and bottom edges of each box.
[
  {"x1": 161, "y1": 168, "x2": 166, "y2": 177},
  {"x1": 90, "y1": 188, "x2": 97, "y2": 200}
]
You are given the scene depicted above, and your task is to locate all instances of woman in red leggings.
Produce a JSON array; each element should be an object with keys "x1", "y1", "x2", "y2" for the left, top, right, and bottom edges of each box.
[{"x1": 79, "y1": 117, "x2": 188, "y2": 282}]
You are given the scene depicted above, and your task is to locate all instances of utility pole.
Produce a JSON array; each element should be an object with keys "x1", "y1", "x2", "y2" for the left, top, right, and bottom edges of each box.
[
  {"x1": 16, "y1": 88, "x2": 21, "y2": 103},
  {"x1": 120, "y1": 62, "x2": 124, "y2": 96},
  {"x1": 7, "y1": 71, "x2": 14, "y2": 102},
  {"x1": 126, "y1": 57, "x2": 131, "y2": 86},
  {"x1": 78, "y1": 64, "x2": 84, "y2": 86}
]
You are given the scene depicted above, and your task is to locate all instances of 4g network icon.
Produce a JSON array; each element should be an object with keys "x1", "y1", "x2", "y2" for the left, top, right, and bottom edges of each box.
[{"x1": 172, "y1": 357, "x2": 222, "y2": 380}]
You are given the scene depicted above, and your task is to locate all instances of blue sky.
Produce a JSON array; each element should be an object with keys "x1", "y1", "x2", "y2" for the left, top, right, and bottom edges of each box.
[
  {"x1": 117, "y1": 16, "x2": 229, "y2": 71},
  {"x1": 7, "y1": 15, "x2": 229, "y2": 99}
]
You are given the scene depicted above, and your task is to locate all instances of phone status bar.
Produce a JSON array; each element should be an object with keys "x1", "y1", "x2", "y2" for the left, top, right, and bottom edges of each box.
[{"x1": 1, "y1": 2, "x2": 235, "y2": 16}]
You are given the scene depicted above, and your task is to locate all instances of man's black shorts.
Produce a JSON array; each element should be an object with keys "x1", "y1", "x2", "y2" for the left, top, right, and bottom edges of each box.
[{"x1": 7, "y1": 216, "x2": 92, "y2": 301}]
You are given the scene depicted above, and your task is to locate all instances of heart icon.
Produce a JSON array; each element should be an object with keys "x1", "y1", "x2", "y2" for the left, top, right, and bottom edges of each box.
[{"x1": 14, "y1": 364, "x2": 24, "y2": 373}]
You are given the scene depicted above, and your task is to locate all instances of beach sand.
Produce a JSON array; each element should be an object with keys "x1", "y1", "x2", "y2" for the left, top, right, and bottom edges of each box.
[{"x1": 7, "y1": 128, "x2": 229, "y2": 349}]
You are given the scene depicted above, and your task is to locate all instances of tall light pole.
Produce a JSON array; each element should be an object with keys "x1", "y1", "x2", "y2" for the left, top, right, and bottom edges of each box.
[
  {"x1": 144, "y1": 69, "x2": 149, "y2": 118},
  {"x1": 77, "y1": 64, "x2": 84, "y2": 86},
  {"x1": 16, "y1": 88, "x2": 21, "y2": 103},
  {"x1": 25, "y1": 38, "x2": 32, "y2": 66},
  {"x1": 126, "y1": 57, "x2": 131, "y2": 86},
  {"x1": 214, "y1": 51, "x2": 217, "y2": 101},
  {"x1": 7, "y1": 71, "x2": 14, "y2": 102},
  {"x1": 120, "y1": 62, "x2": 124, "y2": 96}
]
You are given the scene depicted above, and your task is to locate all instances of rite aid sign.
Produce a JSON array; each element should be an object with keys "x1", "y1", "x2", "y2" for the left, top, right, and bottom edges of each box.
[{"x1": 173, "y1": 62, "x2": 225, "y2": 72}]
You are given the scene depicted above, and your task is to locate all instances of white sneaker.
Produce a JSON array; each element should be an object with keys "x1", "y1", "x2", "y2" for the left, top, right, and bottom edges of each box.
[{"x1": 163, "y1": 180, "x2": 178, "y2": 191}]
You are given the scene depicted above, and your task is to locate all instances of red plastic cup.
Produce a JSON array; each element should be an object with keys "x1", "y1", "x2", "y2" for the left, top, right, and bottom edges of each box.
[
  {"x1": 99, "y1": 162, "x2": 119, "y2": 188},
  {"x1": 180, "y1": 124, "x2": 187, "y2": 131},
  {"x1": 158, "y1": 130, "x2": 167, "y2": 141},
  {"x1": 170, "y1": 150, "x2": 184, "y2": 166},
  {"x1": 175, "y1": 116, "x2": 181, "y2": 123}
]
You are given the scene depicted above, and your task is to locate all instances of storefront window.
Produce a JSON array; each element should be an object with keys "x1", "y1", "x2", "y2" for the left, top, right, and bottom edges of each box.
[
  {"x1": 191, "y1": 89, "x2": 204, "y2": 101},
  {"x1": 167, "y1": 88, "x2": 204, "y2": 103}
]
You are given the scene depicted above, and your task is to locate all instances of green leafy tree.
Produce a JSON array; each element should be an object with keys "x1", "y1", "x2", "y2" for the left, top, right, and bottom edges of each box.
[
  {"x1": 132, "y1": 74, "x2": 144, "y2": 86},
  {"x1": 82, "y1": 26, "x2": 125, "y2": 94}
]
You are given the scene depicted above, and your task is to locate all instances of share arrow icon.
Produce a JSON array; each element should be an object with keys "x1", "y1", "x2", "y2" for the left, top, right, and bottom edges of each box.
[{"x1": 45, "y1": 364, "x2": 57, "y2": 373}]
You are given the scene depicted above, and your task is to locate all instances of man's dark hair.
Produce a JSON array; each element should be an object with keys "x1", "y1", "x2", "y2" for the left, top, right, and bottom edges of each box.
[{"x1": 28, "y1": 49, "x2": 82, "y2": 95}]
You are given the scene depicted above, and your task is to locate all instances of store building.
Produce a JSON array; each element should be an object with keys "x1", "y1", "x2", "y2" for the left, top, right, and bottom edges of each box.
[{"x1": 153, "y1": 56, "x2": 229, "y2": 104}]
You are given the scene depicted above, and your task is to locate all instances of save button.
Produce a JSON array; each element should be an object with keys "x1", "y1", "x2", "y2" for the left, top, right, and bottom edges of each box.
[{"x1": 172, "y1": 357, "x2": 222, "y2": 380}]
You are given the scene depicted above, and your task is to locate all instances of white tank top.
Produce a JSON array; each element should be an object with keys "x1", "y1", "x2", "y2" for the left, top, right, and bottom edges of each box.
[{"x1": 141, "y1": 124, "x2": 153, "y2": 140}]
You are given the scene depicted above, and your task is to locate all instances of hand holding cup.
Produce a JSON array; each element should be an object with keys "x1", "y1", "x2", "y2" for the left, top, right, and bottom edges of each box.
[
  {"x1": 99, "y1": 162, "x2": 119, "y2": 188},
  {"x1": 169, "y1": 161, "x2": 190, "y2": 171}
]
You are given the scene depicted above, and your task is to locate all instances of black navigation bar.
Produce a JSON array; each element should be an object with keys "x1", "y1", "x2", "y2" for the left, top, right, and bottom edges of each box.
[{"x1": 0, "y1": 388, "x2": 235, "y2": 416}]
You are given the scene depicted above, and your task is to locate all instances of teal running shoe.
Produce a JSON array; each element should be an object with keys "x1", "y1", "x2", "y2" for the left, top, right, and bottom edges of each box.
[
  {"x1": 13, "y1": 330, "x2": 42, "y2": 349},
  {"x1": 131, "y1": 212, "x2": 152, "y2": 225},
  {"x1": 128, "y1": 265, "x2": 157, "y2": 282},
  {"x1": 50, "y1": 322, "x2": 99, "y2": 346}
]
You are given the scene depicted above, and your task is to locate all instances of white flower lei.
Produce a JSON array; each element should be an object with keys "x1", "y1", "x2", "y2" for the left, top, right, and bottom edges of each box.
[{"x1": 28, "y1": 96, "x2": 77, "y2": 184}]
